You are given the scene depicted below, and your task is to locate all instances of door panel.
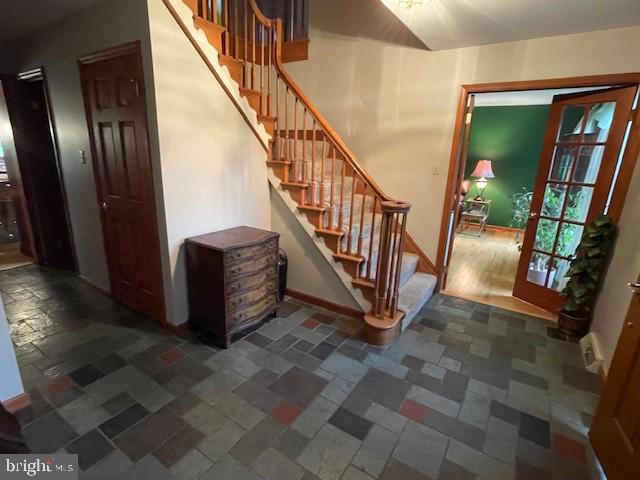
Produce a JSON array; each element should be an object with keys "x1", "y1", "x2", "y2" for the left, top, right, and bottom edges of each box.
[
  {"x1": 513, "y1": 86, "x2": 637, "y2": 312},
  {"x1": 590, "y1": 279, "x2": 640, "y2": 478},
  {"x1": 80, "y1": 44, "x2": 164, "y2": 323}
]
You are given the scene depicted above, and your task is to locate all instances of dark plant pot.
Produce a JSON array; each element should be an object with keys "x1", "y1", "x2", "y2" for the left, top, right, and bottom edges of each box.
[{"x1": 558, "y1": 310, "x2": 590, "y2": 337}]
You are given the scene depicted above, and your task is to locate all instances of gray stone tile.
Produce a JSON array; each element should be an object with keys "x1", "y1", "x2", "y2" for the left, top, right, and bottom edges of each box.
[
  {"x1": 392, "y1": 421, "x2": 448, "y2": 479},
  {"x1": 126, "y1": 377, "x2": 175, "y2": 413},
  {"x1": 341, "y1": 465, "x2": 375, "y2": 480},
  {"x1": 321, "y1": 376, "x2": 355, "y2": 404},
  {"x1": 66, "y1": 429, "x2": 114, "y2": 470},
  {"x1": 82, "y1": 450, "x2": 133, "y2": 480},
  {"x1": 363, "y1": 354, "x2": 409, "y2": 379},
  {"x1": 170, "y1": 449, "x2": 213, "y2": 480},
  {"x1": 229, "y1": 416, "x2": 284, "y2": 465},
  {"x1": 467, "y1": 378, "x2": 508, "y2": 403},
  {"x1": 298, "y1": 424, "x2": 361, "y2": 480},
  {"x1": 459, "y1": 390, "x2": 491, "y2": 429},
  {"x1": 22, "y1": 411, "x2": 77, "y2": 453},
  {"x1": 352, "y1": 424, "x2": 398, "y2": 477},
  {"x1": 191, "y1": 369, "x2": 245, "y2": 404},
  {"x1": 483, "y1": 416, "x2": 519, "y2": 464},
  {"x1": 214, "y1": 391, "x2": 266, "y2": 430},
  {"x1": 119, "y1": 455, "x2": 177, "y2": 480},
  {"x1": 328, "y1": 407, "x2": 374, "y2": 441},
  {"x1": 423, "y1": 408, "x2": 485, "y2": 452},
  {"x1": 407, "y1": 385, "x2": 461, "y2": 418},
  {"x1": 269, "y1": 366, "x2": 329, "y2": 408},
  {"x1": 364, "y1": 403, "x2": 408, "y2": 434},
  {"x1": 437, "y1": 458, "x2": 476, "y2": 480},
  {"x1": 198, "y1": 418, "x2": 246, "y2": 462},
  {"x1": 379, "y1": 460, "x2": 431, "y2": 480},
  {"x1": 200, "y1": 454, "x2": 262, "y2": 480},
  {"x1": 321, "y1": 353, "x2": 369, "y2": 383},
  {"x1": 184, "y1": 402, "x2": 227, "y2": 435},
  {"x1": 408, "y1": 340, "x2": 446, "y2": 364},
  {"x1": 273, "y1": 428, "x2": 310, "y2": 461},
  {"x1": 351, "y1": 368, "x2": 411, "y2": 411},
  {"x1": 439, "y1": 356, "x2": 462, "y2": 372},
  {"x1": 446, "y1": 439, "x2": 515, "y2": 479},
  {"x1": 57, "y1": 394, "x2": 111, "y2": 435},
  {"x1": 252, "y1": 448, "x2": 305, "y2": 480},
  {"x1": 421, "y1": 361, "x2": 447, "y2": 380},
  {"x1": 292, "y1": 395, "x2": 339, "y2": 438}
]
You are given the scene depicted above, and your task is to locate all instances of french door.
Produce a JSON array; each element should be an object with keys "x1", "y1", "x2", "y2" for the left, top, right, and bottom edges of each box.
[{"x1": 513, "y1": 86, "x2": 637, "y2": 312}]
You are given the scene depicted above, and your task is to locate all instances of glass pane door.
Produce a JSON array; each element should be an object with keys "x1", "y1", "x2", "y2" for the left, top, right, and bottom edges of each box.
[{"x1": 527, "y1": 101, "x2": 615, "y2": 292}]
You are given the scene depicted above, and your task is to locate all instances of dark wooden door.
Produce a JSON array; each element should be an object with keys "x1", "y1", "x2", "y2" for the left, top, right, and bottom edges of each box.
[
  {"x1": 590, "y1": 277, "x2": 640, "y2": 478},
  {"x1": 79, "y1": 44, "x2": 165, "y2": 323},
  {"x1": 3, "y1": 76, "x2": 75, "y2": 269},
  {"x1": 513, "y1": 86, "x2": 637, "y2": 312}
]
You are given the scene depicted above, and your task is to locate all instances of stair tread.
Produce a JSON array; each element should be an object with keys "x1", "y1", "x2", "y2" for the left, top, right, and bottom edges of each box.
[
  {"x1": 316, "y1": 228, "x2": 343, "y2": 237},
  {"x1": 281, "y1": 181, "x2": 308, "y2": 188},
  {"x1": 398, "y1": 272, "x2": 437, "y2": 329}
]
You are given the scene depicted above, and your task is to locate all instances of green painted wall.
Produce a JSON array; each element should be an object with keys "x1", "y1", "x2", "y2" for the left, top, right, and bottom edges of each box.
[{"x1": 465, "y1": 105, "x2": 549, "y2": 227}]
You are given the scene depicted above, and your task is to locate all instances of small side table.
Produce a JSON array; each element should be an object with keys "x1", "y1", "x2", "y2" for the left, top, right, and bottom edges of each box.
[{"x1": 459, "y1": 199, "x2": 492, "y2": 236}]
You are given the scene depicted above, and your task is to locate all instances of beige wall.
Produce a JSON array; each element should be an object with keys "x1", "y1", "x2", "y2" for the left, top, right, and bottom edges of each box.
[
  {"x1": 286, "y1": 19, "x2": 640, "y2": 366},
  {"x1": 148, "y1": 0, "x2": 271, "y2": 325},
  {"x1": 591, "y1": 155, "x2": 640, "y2": 372},
  {"x1": 7, "y1": 0, "x2": 157, "y2": 292},
  {"x1": 287, "y1": 22, "x2": 640, "y2": 263},
  {"x1": 270, "y1": 187, "x2": 361, "y2": 311}
]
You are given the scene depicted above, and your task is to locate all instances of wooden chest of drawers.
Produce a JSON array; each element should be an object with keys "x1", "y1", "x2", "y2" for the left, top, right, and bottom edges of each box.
[{"x1": 186, "y1": 226, "x2": 280, "y2": 348}]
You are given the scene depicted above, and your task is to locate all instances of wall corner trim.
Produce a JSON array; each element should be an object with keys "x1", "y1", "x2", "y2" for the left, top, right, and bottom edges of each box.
[{"x1": 2, "y1": 392, "x2": 31, "y2": 414}]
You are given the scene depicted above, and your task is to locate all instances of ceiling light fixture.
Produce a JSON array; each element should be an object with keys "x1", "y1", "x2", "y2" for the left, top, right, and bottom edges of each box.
[{"x1": 398, "y1": 0, "x2": 426, "y2": 8}]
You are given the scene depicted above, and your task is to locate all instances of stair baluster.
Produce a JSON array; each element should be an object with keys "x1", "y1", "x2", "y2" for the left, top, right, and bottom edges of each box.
[{"x1": 180, "y1": 0, "x2": 436, "y2": 345}]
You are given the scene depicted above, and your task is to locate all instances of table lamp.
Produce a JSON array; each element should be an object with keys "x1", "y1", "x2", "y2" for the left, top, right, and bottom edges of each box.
[{"x1": 470, "y1": 159, "x2": 494, "y2": 200}]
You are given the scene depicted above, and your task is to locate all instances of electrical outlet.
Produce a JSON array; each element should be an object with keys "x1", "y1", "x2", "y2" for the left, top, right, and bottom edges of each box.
[{"x1": 79, "y1": 150, "x2": 87, "y2": 164}]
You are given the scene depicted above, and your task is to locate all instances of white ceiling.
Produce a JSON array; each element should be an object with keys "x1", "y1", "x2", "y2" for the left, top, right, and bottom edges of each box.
[
  {"x1": 473, "y1": 87, "x2": 609, "y2": 107},
  {"x1": 0, "y1": 0, "x2": 105, "y2": 41},
  {"x1": 381, "y1": 0, "x2": 640, "y2": 50}
]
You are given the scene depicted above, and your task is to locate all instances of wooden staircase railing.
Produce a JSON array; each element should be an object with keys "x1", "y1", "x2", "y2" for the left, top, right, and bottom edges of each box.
[{"x1": 182, "y1": 0, "x2": 437, "y2": 344}]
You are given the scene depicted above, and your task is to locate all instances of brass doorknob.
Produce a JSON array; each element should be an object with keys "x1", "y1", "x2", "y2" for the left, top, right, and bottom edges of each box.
[
  {"x1": 529, "y1": 212, "x2": 538, "y2": 219},
  {"x1": 628, "y1": 282, "x2": 640, "y2": 294}
]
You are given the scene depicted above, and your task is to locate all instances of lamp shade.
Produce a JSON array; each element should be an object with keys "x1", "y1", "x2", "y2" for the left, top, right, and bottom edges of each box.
[{"x1": 470, "y1": 159, "x2": 495, "y2": 179}]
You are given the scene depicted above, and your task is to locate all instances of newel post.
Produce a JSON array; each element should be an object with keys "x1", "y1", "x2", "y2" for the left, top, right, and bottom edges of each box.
[{"x1": 364, "y1": 200, "x2": 411, "y2": 346}]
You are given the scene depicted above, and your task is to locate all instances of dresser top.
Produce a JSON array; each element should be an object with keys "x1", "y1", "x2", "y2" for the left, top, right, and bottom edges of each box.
[{"x1": 186, "y1": 226, "x2": 279, "y2": 252}]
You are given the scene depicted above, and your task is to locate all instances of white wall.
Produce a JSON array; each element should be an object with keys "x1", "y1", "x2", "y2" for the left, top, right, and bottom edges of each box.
[
  {"x1": 286, "y1": 22, "x2": 640, "y2": 263},
  {"x1": 147, "y1": 0, "x2": 271, "y2": 325},
  {"x1": 0, "y1": 301, "x2": 24, "y2": 403},
  {"x1": 270, "y1": 187, "x2": 361, "y2": 311},
  {"x1": 7, "y1": 0, "x2": 157, "y2": 292},
  {"x1": 591, "y1": 156, "x2": 640, "y2": 372}
]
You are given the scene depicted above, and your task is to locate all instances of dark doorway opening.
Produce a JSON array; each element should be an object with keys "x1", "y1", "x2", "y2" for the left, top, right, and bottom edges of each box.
[{"x1": 0, "y1": 68, "x2": 76, "y2": 272}]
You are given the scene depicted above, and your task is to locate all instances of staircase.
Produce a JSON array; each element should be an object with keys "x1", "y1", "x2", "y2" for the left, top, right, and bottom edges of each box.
[{"x1": 169, "y1": 0, "x2": 438, "y2": 345}]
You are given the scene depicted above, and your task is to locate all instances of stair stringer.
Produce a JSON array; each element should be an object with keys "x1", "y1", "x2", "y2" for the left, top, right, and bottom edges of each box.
[
  {"x1": 166, "y1": 0, "x2": 271, "y2": 146},
  {"x1": 268, "y1": 170, "x2": 371, "y2": 312},
  {"x1": 166, "y1": 0, "x2": 371, "y2": 313}
]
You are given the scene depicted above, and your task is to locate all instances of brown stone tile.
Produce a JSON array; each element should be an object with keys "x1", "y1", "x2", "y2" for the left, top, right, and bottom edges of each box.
[
  {"x1": 271, "y1": 400, "x2": 304, "y2": 426},
  {"x1": 152, "y1": 425, "x2": 204, "y2": 467},
  {"x1": 399, "y1": 399, "x2": 429, "y2": 423},
  {"x1": 114, "y1": 408, "x2": 185, "y2": 461},
  {"x1": 159, "y1": 347, "x2": 186, "y2": 365},
  {"x1": 552, "y1": 432, "x2": 587, "y2": 465}
]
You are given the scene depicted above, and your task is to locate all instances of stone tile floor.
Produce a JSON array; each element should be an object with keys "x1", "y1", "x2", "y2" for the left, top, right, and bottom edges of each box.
[{"x1": 4, "y1": 265, "x2": 603, "y2": 479}]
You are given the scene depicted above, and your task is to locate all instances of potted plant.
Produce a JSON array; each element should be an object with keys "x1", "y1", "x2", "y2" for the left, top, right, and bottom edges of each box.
[
  {"x1": 509, "y1": 187, "x2": 532, "y2": 245},
  {"x1": 558, "y1": 214, "x2": 617, "y2": 337}
]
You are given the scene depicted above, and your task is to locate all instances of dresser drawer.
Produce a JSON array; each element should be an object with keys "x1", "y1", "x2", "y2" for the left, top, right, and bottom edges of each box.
[
  {"x1": 226, "y1": 251, "x2": 278, "y2": 279},
  {"x1": 227, "y1": 278, "x2": 277, "y2": 313},
  {"x1": 229, "y1": 294, "x2": 277, "y2": 329},
  {"x1": 226, "y1": 238, "x2": 278, "y2": 264},
  {"x1": 227, "y1": 267, "x2": 276, "y2": 295}
]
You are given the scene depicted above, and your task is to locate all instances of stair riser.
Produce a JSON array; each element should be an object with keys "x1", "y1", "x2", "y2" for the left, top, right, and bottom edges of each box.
[
  {"x1": 241, "y1": 89, "x2": 262, "y2": 113},
  {"x1": 219, "y1": 58, "x2": 243, "y2": 84}
]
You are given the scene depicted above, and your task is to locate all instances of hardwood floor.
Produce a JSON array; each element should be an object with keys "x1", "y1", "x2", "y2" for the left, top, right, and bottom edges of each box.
[
  {"x1": 443, "y1": 228, "x2": 556, "y2": 321},
  {"x1": 0, "y1": 242, "x2": 33, "y2": 271}
]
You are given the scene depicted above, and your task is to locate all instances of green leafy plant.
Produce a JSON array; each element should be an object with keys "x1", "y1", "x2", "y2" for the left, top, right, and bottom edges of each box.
[
  {"x1": 509, "y1": 188, "x2": 532, "y2": 230},
  {"x1": 561, "y1": 214, "x2": 617, "y2": 313}
]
